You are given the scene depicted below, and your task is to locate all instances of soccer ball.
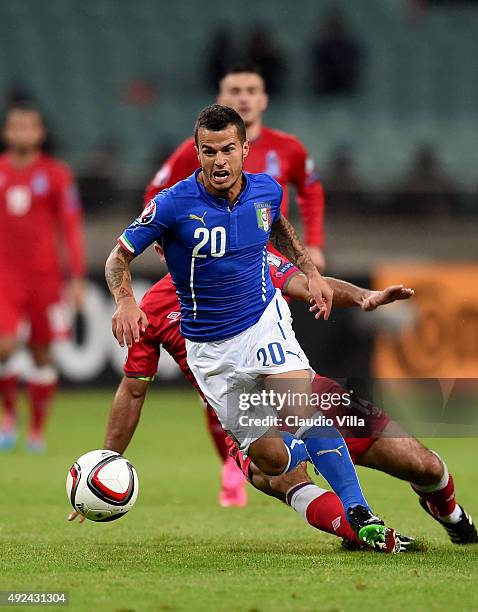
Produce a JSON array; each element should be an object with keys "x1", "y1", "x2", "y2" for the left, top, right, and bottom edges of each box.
[{"x1": 66, "y1": 449, "x2": 139, "y2": 522}]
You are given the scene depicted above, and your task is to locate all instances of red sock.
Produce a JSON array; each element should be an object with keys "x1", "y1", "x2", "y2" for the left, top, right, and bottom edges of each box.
[
  {"x1": 0, "y1": 375, "x2": 19, "y2": 430},
  {"x1": 26, "y1": 381, "x2": 57, "y2": 436},
  {"x1": 205, "y1": 406, "x2": 229, "y2": 462},
  {"x1": 288, "y1": 483, "x2": 360, "y2": 543},
  {"x1": 412, "y1": 471, "x2": 457, "y2": 519}
]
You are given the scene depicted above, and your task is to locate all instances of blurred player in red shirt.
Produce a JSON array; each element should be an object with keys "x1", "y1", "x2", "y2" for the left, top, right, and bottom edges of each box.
[
  {"x1": 145, "y1": 65, "x2": 326, "y2": 271},
  {"x1": 0, "y1": 102, "x2": 86, "y2": 451}
]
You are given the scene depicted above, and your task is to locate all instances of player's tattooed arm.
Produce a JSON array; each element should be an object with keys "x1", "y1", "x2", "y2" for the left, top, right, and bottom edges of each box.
[
  {"x1": 270, "y1": 215, "x2": 333, "y2": 319},
  {"x1": 105, "y1": 244, "x2": 135, "y2": 304},
  {"x1": 105, "y1": 244, "x2": 149, "y2": 347},
  {"x1": 269, "y1": 215, "x2": 317, "y2": 277}
]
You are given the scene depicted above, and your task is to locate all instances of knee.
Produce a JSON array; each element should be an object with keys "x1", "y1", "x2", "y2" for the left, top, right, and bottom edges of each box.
[
  {"x1": 411, "y1": 450, "x2": 444, "y2": 486},
  {"x1": 30, "y1": 345, "x2": 52, "y2": 368},
  {"x1": 269, "y1": 462, "x2": 310, "y2": 493},
  {"x1": 252, "y1": 447, "x2": 289, "y2": 476}
]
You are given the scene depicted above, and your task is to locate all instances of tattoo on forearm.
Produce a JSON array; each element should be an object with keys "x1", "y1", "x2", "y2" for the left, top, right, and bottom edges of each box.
[
  {"x1": 270, "y1": 216, "x2": 316, "y2": 276},
  {"x1": 118, "y1": 287, "x2": 133, "y2": 301},
  {"x1": 105, "y1": 246, "x2": 134, "y2": 301},
  {"x1": 107, "y1": 264, "x2": 126, "y2": 290}
]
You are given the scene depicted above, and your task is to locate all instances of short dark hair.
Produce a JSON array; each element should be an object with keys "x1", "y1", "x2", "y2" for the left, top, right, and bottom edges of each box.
[
  {"x1": 3, "y1": 100, "x2": 44, "y2": 130},
  {"x1": 219, "y1": 64, "x2": 267, "y2": 94},
  {"x1": 5, "y1": 99, "x2": 43, "y2": 118},
  {"x1": 194, "y1": 104, "x2": 246, "y2": 145},
  {"x1": 221, "y1": 63, "x2": 264, "y2": 82}
]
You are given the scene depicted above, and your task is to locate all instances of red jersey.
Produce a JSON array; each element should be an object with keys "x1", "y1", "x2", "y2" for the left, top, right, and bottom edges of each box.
[
  {"x1": 144, "y1": 127, "x2": 325, "y2": 246},
  {"x1": 0, "y1": 152, "x2": 85, "y2": 286}
]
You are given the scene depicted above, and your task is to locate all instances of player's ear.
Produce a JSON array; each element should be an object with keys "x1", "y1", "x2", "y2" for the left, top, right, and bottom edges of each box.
[
  {"x1": 242, "y1": 139, "x2": 249, "y2": 160},
  {"x1": 195, "y1": 145, "x2": 201, "y2": 164},
  {"x1": 260, "y1": 93, "x2": 269, "y2": 113}
]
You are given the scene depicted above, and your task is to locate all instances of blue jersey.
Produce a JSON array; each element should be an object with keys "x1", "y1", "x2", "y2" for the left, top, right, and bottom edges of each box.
[{"x1": 119, "y1": 170, "x2": 283, "y2": 341}]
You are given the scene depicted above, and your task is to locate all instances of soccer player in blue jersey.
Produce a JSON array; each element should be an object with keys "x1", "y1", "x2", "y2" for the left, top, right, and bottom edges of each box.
[{"x1": 105, "y1": 105, "x2": 402, "y2": 552}]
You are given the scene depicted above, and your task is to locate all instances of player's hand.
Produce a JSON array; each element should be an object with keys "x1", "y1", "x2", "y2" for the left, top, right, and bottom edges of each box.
[
  {"x1": 112, "y1": 298, "x2": 149, "y2": 348},
  {"x1": 68, "y1": 277, "x2": 86, "y2": 311},
  {"x1": 361, "y1": 285, "x2": 414, "y2": 311},
  {"x1": 307, "y1": 273, "x2": 333, "y2": 320},
  {"x1": 306, "y1": 245, "x2": 326, "y2": 273},
  {"x1": 67, "y1": 510, "x2": 86, "y2": 524}
]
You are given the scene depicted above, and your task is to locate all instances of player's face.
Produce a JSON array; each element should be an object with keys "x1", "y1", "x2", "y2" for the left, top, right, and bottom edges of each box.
[
  {"x1": 3, "y1": 109, "x2": 45, "y2": 153},
  {"x1": 218, "y1": 73, "x2": 268, "y2": 127},
  {"x1": 195, "y1": 124, "x2": 249, "y2": 194}
]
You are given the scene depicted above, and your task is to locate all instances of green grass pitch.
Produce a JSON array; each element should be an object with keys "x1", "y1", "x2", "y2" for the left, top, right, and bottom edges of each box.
[{"x1": 1, "y1": 389, "x2": 477, "y2": 611}]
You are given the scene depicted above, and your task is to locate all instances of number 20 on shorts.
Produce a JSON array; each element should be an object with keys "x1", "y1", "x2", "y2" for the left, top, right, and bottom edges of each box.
[{"x1": 257, "y1": 342, "x2": 286, "y2": 366}]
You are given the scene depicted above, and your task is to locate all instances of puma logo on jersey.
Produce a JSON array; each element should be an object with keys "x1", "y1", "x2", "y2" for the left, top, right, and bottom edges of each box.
[
  {"x1": 189, "y1": 212, "x2": 207, "y2": 226},
  {"x1": 316, "y1": 445, "x2": 344, "y2": 458}
]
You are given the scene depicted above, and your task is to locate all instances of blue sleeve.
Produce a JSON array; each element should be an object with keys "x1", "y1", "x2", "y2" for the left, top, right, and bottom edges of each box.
[{"x1": 118, "y1": 190, "x2": 176, "y2": 256}]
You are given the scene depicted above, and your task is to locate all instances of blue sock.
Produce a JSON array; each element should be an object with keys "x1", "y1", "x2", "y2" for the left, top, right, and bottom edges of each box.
[
  {"x1": 280, "y1": 432, "x2": 309, "y2": 473},
  {"x1": 298, "y1": 424, "x2": 369, "y2": 513}
]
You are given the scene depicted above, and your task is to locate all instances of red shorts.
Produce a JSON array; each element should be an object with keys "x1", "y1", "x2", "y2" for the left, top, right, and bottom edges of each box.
[
  {"x1": 226, "y1": 375, "x2": 390, "y2": 480},
  {"x1": 0, "y1": 277, "x2": 62, "y2": 345}
]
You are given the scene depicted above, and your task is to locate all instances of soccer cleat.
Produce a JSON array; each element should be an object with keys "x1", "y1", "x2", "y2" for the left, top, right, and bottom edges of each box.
[
  {"x1": 219, "y1": 456, "x2": 248, "y2": 507},
  {"x1": 346, "y1": 505, "x2": 402, "y2": 553},
  {"x1": 394, "y1": 533, "x2": 415, "y2": 552},
  {"x1": 341, "y1": 532, "x2": 414, "y2": 553},
  {"x1": 0, "y1": 428, "x2": 17, "y2": 451},
  {"x1": 419, "y1": 499, "x2": 478, "y2": 544}
]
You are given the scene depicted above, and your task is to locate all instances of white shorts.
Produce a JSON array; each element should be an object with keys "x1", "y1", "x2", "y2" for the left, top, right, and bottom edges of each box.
[{"x1": 186, "y1": 289, "x2": 311, "y2": 452}]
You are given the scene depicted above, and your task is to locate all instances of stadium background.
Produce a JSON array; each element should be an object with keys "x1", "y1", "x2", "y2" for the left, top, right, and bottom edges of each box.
[
  {"x1": 3, "y1": 0, "x2": 478, "y2": 386},
  {"x1": 2, "y1": 1, "x2": 478, "y2": 610}
]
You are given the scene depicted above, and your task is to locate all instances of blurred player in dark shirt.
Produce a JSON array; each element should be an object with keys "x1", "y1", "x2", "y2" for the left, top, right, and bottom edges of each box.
[
  {"x1": 145, "y1": 66, "x2": 326, "y2": 271},
  {"x1": 0, "y1": 102, "x2": 86, "y2": 451}
]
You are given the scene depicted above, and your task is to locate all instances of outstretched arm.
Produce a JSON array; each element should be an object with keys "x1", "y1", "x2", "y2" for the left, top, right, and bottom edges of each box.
[
  {"x1": 68, "y1": 376, "x2": 149, "y2": 523},
  {"x1": 104, "y1": 377, "x2": 149, "y2": 454},
  {"x1": 285, "y1": 272, "x2": 413, "y2": 313},
  {"x1": 105, "y1": 244, "x2": 149, "y2": 347},
  {"x1": 269, "y1": 215, "x2": 333, "y2": 319}
]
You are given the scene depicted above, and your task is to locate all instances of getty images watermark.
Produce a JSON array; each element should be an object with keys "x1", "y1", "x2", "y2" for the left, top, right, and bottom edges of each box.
[
  {"x1": 230, "y1": 378, "x2": 478, "y2": 438},
  {"x1": 237, "y1": 389, "x2": 365, "y2": 429}
]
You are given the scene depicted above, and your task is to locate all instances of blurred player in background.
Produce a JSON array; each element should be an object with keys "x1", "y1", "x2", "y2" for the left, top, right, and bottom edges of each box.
[
  {"x1": 0, "y1": 102, "x2": 86, "y2": 451},
  {"x1": 144, "y1": 66, "x2": 326, "y2": 504},
  {"x1": 145, "y1": 65, "x2": 326, "y2": 271}
]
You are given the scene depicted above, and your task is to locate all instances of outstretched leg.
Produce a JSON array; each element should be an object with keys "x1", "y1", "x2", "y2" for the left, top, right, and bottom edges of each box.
[{"x1": 358, "y1": 421, "x2": 477, "y2": 544}]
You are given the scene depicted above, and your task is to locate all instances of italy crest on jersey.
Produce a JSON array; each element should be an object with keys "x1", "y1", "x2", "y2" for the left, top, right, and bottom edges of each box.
[{"x1": 255, "y1": 202, "x2": 272, "y2": 232}]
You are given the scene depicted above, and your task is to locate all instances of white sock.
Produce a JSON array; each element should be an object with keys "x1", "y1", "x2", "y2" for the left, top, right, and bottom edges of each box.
[
  {"x1": 26, "y1": 365, "x2": 58, "y2": 386},
  {"x1": 288, "y1": 483, "x2": 328, "y2": 520},
  {"x1": 439, "y1": 505, "x2": 463, "y2": 524}
]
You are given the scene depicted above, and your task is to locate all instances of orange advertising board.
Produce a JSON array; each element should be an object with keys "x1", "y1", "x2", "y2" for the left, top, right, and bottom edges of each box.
[{"x1": 373, "y1": 263, "x2": 478, "y2": 378}]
